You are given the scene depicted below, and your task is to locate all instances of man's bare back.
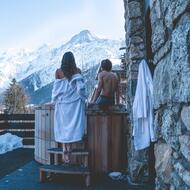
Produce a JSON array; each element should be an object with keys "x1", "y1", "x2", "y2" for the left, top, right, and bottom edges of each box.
[
  {"x1": 92, "y1": 70, "x2": 119, "y2": 104},
  {"x1": 98, "y1": 71, "x2": 118, "y2": 97}
]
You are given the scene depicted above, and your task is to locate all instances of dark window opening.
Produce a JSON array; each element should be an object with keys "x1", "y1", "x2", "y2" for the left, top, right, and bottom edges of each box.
[
  {"x1": 145, "y1": 8, "x2": 155, "y2": 77},
  {"x1": 145, "y1": 6, "x2": 156, "y2": 184}
]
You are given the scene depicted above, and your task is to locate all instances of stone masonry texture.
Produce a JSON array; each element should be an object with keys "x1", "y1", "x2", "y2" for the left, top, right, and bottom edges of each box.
[{"x1": 123, "y1": 0, "x2": 190, "y2": 189}]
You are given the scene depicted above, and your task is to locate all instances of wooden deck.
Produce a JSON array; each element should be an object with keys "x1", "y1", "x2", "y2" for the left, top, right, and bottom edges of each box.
[{"x1": 0, "y1": 149, "x2": 155, "y2": 189}]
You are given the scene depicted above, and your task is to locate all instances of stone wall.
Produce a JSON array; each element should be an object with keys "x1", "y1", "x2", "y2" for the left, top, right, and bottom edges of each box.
[
  {"x1": 123, "y1": 0, "x2": 190, "y2": 188},
  {"x1": 151, "y1": 0, "x2": 190, "y2": 189},
  {"x1": 123, "y1": 0, "x2": 150, "y2": 183}
]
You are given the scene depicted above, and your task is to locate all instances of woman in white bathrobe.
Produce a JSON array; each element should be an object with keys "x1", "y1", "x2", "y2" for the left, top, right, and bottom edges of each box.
[{"x1": 52, "y1": 51, "x2": 86, "y2": 163}]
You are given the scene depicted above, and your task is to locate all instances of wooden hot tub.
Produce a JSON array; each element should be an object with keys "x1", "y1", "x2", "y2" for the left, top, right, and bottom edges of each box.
[
  {"x1": 35, "y1": 104, "x2": 85, "y2": 165},
  {"x1": 87, "y1": 104, "x2": 128, "y2": 173},
  {"x1": 35, "y1": 103, "x2": 128, "y2": 171},
  {"x1": 35, "y1": 104, "x2": 58, "y2": 164}
]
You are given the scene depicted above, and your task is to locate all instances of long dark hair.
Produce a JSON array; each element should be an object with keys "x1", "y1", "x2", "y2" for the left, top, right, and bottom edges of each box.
[{"x1": 61, "y1": 51, "x2": 77, "y2": 80}]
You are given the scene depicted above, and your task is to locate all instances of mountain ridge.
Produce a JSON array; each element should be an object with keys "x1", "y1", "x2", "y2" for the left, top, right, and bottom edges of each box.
[{"x1": 0, "y1": 30, "x2": 124, "y2": 104}]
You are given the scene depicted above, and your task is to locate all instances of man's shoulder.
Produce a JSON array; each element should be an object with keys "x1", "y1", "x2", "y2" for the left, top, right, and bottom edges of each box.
[
  {"x1": 110, "y1": 72, "x2": 118, "y2": 78},
  {"x1": 98, "y1": 71, "x2": 106, "y2": 77},
  {"x1": 99, "y1": 71, "x2": 117, "y2": 77}
]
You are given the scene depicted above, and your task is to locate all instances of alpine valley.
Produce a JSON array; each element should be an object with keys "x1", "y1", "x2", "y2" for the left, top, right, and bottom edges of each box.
[{"x1": 0, "y1": 30, "x2": 124, "y2": 104}]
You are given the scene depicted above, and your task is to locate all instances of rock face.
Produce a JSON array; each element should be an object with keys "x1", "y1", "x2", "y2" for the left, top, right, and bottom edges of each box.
[
  {"x1": 123, "y1": 0, "x2": 149, "y2": 184},
  {"x1": 154, "y1": 142, "x2": 172, "y2": 190},
  {"x1": 151, "y1": 0, "x2": 190, "y2": 189},
  {"x1": 181, "y1": 106, "x2": 190, "y2": 131},
  {"x1": 123, "y1": 0, "x2": 190, "y2": 188}
]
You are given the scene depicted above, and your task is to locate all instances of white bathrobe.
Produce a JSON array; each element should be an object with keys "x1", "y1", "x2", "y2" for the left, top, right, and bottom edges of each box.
[
  {"x1": 51, "y1": 74, "x2": 86, "y2": 143},
  {"x1": 132, "y1": 59, "x2": 156, "y2": 150}
]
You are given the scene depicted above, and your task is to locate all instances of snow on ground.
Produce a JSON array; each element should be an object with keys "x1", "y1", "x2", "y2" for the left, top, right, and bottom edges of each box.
[{"x1": 0, "y1": 133, "x2": 23, "y2": 154}]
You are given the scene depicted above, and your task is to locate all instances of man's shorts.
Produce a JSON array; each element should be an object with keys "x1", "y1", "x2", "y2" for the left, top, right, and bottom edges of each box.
[{"x1": 95, "y1": 95, "x2": 114, "y2": 105}]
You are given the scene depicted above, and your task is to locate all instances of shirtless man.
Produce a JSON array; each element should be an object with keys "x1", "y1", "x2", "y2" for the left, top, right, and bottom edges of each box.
[{"x1": 92, "y1": 59, "x2": 119, "y2": 105}]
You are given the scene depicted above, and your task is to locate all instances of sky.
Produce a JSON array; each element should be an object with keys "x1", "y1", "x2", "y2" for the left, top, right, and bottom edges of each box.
[{"x1": 0, "y1": 0, "x2": 125, "y2": 52}]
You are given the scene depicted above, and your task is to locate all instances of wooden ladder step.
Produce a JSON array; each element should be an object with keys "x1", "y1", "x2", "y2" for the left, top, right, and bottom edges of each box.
[
  {"x1": 40, "y1": 164, "x2": 90, "y2": 174},
  {"x1": 48, "y1": 148, "x2": 89, "y2": 155},
  {"x1": 40, "y1": 164, "x2": 91, "y2": 186}
]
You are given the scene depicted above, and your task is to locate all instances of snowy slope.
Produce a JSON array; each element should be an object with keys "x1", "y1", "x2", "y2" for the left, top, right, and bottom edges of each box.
[{"x1": 0, "y1": 30, "x2": 124, "y2": 103}]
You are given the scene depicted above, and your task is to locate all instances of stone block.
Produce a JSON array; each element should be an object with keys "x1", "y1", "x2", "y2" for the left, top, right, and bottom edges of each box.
[
  {"x1": 150, "y1": 2, "x2": 158, "y2": 26},
  {"x1": 154, "y1": 40, "x2": 171, "y2": 65},
  {"x1": 161, "y1": 0, "x2": 173, "y2": 14},
  {"x1": 173, "y1": 162, "x2": 190, "y2": 187},
  {"x1": 153, "y1": 14, "x2": 190, "y2": 106},
  {"x1": 161, "y1": 106, "x2": 181, "y2": 149},
  {"x1": 154, "y1": 0, "x2": 162, "y2": 19},
  {"x1": 181, "y1": 105, "x2": 190, "y2": 131},
  {"x1": 128, "y1": 18, "x2": 143, "y2": 36},
  {"x1": 129, "y1": 44, "x2": 145, "y2": 60},
  {"x1": 164, "y1": 0, "x2": 190, "y2": 29},
  {"x1": 129, "y1": 159, "x2": 149, "y2": 183},
  {"x1": 128, "y1": 1, "x2": 142, "y2": 18},
  {"x1": 151, "y1": 19, "x2": 166, "y2": 53},
  {"x1": 173, "y1": 151, "x2": 180, "y2": 160},
  {"x1": 153, "y1": 54, "x2": 171, "y2": 108},
  {"x1": 154, "y1": 142, "x2": 172, "y2": 185},
  {"x1": 171, "y1": 171, "x2": 190, "y2": 190},
  {"x1": 164, "y1": 1, "x2": 176, "y2": 28},
  {"x1": 155, "y1": 177, "x2": 170, "y2": 190},
  {"x1": 130, "y1": 62, "x2": 139, "y2": 72},
  {"x1": 153, "y1": 104, "x2": 182, "y2": 149},
  {"x1": 129, "y1": 35, "x2": 144, "y2": 45},
  {"x1": 150, "y1": 0, "x2": 165, "y2": 25},
  {"x1": 170, "y1": 13, "x2": 190, "y2": 103},
  {"x1": 174, "y1": 0, "x2": 190, "y2": 24},
  {"x1": 154, "y1": 110, "x2": 162, "y2": 139},
  {"x1": 179, "y1": 135, "x2": 190, "y2": 162}
]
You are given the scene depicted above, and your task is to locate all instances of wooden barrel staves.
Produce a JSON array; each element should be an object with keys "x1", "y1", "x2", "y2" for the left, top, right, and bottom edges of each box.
[
  {"x1": 87, "y1": 104, "x2": 128, "y2": 173},
  {"x1": 34, "y1": 104, "x2": 85, "y2": 165},
  {"x1": 35, "y1": 104, "x2": 58, "y2": 164}
]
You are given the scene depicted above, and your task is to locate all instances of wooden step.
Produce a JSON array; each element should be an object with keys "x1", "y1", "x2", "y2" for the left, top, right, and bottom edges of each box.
[
  {"x1": 48, "y1": 148, "x2": 89, "y2": 155},
  {"x1": 48, "y1": 148, "x2": 89, "y2": 166},
  {"x1": 40, "y1": 164, "x2": 91, "y2": 186},
  {"x1": 40, "y1": 164, "x2": 90, "y2": 174}
]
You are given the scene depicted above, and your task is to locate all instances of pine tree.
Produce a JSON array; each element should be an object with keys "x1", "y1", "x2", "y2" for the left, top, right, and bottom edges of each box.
[{"x1": 3, "y1": 78, "x2": 27, "y2": 113}]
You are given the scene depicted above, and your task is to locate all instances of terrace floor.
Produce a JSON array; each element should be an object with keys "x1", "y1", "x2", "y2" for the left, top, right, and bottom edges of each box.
[{"x1": 0, "y1": 148, "x2": 155, "y2": 190}]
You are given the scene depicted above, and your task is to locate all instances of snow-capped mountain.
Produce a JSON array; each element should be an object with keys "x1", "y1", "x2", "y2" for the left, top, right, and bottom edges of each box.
[{"x1": 0, "y1": 30, "x2": 124, "y2": 104}]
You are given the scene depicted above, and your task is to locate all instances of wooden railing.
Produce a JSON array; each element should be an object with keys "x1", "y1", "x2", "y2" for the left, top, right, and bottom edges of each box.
[{"x1": 0, "y1": 114, "x2": 35, "y2": 148}]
